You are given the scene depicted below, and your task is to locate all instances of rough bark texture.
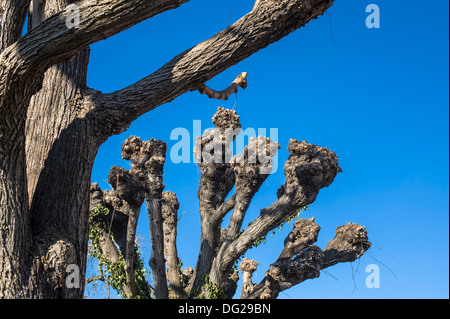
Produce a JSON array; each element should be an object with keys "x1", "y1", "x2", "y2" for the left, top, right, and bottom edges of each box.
[
  {"x1": 240, "y1": 258, "x2": 259, "y2": 299},
  {"x1": 0, "y1": 0, "x2": 338, "y2": 298},
  {"x1": 161, "y1": 191, "x2": 185, "y2": 299}
]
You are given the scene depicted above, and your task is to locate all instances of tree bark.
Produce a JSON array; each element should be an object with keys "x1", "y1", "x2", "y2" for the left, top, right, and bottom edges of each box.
[
  {"x1": 22, "y1": 1, "x2": 95, "y2": 297},
  {"x1": 145, "y1": 139, "x2": 169, "y2": 300},
  {"x1": 147, "y1": 196, "x2": 168, "y2": 299},
  {"x1": 0, "y1": 1, "x2": 35, "y2": 297},
  {"x1": 161, "y1": 191, "x2": 185, "y2": 299},
  {"x1": 24, "y1": 44, "x2": 95, "y2": 299},
  {"x1": 0, "y1": 0, "x2": 28, "y2": 50}
]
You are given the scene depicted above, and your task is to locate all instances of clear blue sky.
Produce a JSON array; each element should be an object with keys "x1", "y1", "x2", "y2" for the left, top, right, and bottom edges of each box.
[{"x1": 87, "y1": 0, "x2": 449, "y2": 299}]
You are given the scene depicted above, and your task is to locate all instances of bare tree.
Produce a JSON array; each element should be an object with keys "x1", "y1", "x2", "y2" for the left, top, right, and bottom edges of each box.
[
  {"x1": 0, "y1": 0, "x2": 340, "y2": 298},
  {"x1": 87, "y1": 107, "x2": 371, "y2": 299}
]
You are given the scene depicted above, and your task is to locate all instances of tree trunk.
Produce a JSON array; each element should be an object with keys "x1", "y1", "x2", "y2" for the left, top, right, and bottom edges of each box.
[
  {"x1": 0, "y1": 118, "x2": 31, "y2": 298},
  {"x1": 16, "y1": 1, "x2": 97, "y2": 298},
  {"x1": 24, "y1": 44, "x2": 99, "y2": 298}
]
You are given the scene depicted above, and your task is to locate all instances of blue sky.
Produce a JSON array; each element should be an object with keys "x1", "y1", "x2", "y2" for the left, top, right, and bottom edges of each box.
[{"x1": 87, "y1": 0, "x2": 449, "y2": 298}]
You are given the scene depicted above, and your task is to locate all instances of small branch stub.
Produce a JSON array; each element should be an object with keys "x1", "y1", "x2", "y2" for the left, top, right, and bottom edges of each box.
[{"x1": 198, "y1": 72, "x2": 248, "y2": 100}]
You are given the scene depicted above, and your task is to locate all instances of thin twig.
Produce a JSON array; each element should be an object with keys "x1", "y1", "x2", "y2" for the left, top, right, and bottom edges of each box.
[
  {"x1": 366, "y1": 253, "x2": 398, "y2": 280},
  {"x1": 325, "y1": 12, "x2": 336, "y2": 45},
  {"x1": 321, "y1": 269, "x2": 339, "y2": 281}
]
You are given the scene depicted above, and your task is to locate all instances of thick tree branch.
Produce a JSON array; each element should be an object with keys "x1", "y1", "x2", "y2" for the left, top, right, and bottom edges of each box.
[
  {"x1": 276, "y1": 217, "x2": 321, "y2": 262},
  {"x1": 226, "y1": 136, "x2": 280, "y2": 242},
  {"x1": 0, "y1": 0, "x2": 191, "y2": 154},
  {"x1": 207, "y1": 136, "x2": 280, "y2": 290},
  {"x1": 1, "y1": 0, "x2": 190, "y2": 77},
  {"x1": 248, "y1": 245, "x2": 324, "y2": 299},
  {"x1": 90, "y1": 0, "x2": 334, "y2": 137},
  {"x1": 215, "y1": 194, "x2": 237, "y2": 222},
  {"x1": 0, "y1": 0, "x2": 28, "y2": 51},
  {"x1": 89, "y1": 183, "x2": 130, "y2": 254},
  {"x1": 108, "y1": 166, "x2": 146, "y2": 209}
]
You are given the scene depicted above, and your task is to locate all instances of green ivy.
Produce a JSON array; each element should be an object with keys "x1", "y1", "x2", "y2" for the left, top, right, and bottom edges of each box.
[
  {"x1": 192, "y1": 275, "x2": 226, "y2": 300},
  {"x1": 274, "y1": 205, "x2": 308, "y2": 233},
  {"x1": 178, "y1": 258, "x2": 191, "y2": 290},
  {"x1": 230, "y1": 206, "x2": 308, "y2": 272},
  {"x1": 88, "y1": 205, "x2": 152, "y2": 299}
]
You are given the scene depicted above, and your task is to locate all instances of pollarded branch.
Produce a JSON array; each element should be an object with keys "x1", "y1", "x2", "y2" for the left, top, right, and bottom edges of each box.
[
  {"x1": 209, "y1": 139, "x2": 342, "y2": 288},
  {"x1": 240, "y1": 258, "x2": 260, "y2": 299},
  {"x1": 276, "y1": 217, "x2": 321, "y2": 262},
  {"x1": 194, "y1": 107, "x2": 241, "y2": 217},
  {"x1": 226, "y1": 136, "x2": 281, "y2": 241},
  {"x1": 121, "y1": 135, "x2": 169, "y2": 298},
  {"x1": 322, "y1": 223, "x2": 371, "y2": 268},
  {"x1": 208, "y1": 135, "x2": 281, "y2": 290},
  {"x1": 108, "y1": 166, "x2": 146, "y2": 208},
  {"x1": 121, "y1": 136, "x2": 168, "y2": 197},
  {"x1": 198, "y1": 72, "x2": 248, "y2": 100},
  {"x1": 121, "y1": 136, "x2": 169, "y2": 299},
  {"x1": 91, "y1": 135, "x2": 173, "y2": 299},
  {"x1": 252, "y1": 246, "x2": 324, "y2": 299},
  {"x1": 105, "y1": 167, "x2": 145, "y2": 298},
  {"x1": 161, "y1": 191, "x2": 186, "y2": 299},
  {"x1": 189, "y1": 107, "x2": 241, "y2": 293},
  {"x1": 246, "y1": 219, "x2": 371, "y2": 299},
  {"x1": 89, "y1": 183, "x2": 130, "y2": 254},
  {"x1": 277, "y1": 139, "x2": 343, "y2": 206}
]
